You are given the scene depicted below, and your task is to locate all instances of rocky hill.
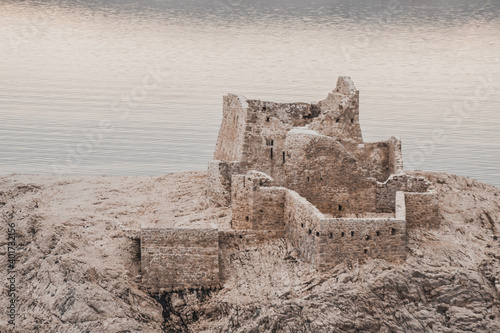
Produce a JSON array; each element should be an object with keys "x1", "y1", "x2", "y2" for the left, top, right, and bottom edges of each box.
[{"x1": 1, "y1": 171, "x2": 499, "y2": 332}]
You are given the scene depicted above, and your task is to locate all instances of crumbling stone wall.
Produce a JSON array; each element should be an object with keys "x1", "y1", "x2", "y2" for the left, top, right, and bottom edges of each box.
[
  {"x1": 310, "y1": 80, "x2": 363, "y2": 151},
  {"x1": 213, "y1": 94, "x2": 248, "y2": 162},
  {"x1": 284, "y1": 131, "x2": 377, "y2": 216},
  {"x1": 230, "y1": 171, "x2": 285, "y2": 233},
  {"x1": 284, "y1": 190, "x2": 324, "y2": 266},
  {"x1": 388, "y1": 136, "x2": 404, "y2": 174},
  {"x1": 207, "y1": 160, "x2": 242, "y2": 206},
  {"x1": 240, "y1": 100, "x2": 321, "y2": 185},
  {"x1": 405, "y1": 191, "x2": 439, "y2": 228},
  {"x1": 355, "y1": 141, "x2": 391, "y2": 182},
  {"x1": 207, "y1": 160, "x2": 231, "y2": 206},
  {"x1": 376, "y1": 174, "x2": 433, "y2": 213},
  {"x1": 141, "y1": 228, "x2": 219, "y2": 292}
]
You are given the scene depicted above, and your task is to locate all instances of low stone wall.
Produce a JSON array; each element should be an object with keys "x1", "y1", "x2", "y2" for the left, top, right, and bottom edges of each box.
[
  {"x1": 318, "y1": 218, "x2": 406, "y2": 270},
  {"x1": 405, "y1": 191, "x2": 439, "y2": 228},
  {"x1": 141, "y1": 228, "x2": 219, "y2": 292},
  {"x1": 284, "y1": 188, "x2": 407, "y2": 270},
  {"x1": 376, "y1": 174, "x2": 432, "y2": 213},
  {"x1": 285, "y1": 190, "x2": 324, "y2": 266}
]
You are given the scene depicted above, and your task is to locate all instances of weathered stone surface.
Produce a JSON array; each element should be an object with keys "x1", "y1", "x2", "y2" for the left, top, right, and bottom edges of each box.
[
  {"x1": 1, "y1": 171, "x2": 499, "y2": 332},
  {"x1": 141, "y1": 228, "x2": 220, "y2": 292},
  {"x1": 405, "y1": 190, "x2": 440, "y2": 229}
]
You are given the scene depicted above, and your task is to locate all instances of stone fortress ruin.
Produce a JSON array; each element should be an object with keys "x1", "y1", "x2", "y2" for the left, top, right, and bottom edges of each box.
[{"x1": 139, "y1": 77, "x2": 439, "y2": 293}]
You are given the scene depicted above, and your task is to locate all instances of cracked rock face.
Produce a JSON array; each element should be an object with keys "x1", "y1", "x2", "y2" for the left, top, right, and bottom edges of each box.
[{"x1": 1, "y1": 171, "x2": 500, "y2": 332}]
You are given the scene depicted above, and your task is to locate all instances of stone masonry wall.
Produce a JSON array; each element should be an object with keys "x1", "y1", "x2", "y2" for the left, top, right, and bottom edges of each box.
[
  {"x1": 207, "y1": 160, "x2": 242, "y2": 206},
  {"x1": 312, "y1": 77, "x2": 363, "y2": 151},
  {"x1": 405, "y1": 191, "x2": 439, "y2": 229},
  {"x1": 240, "y1": 101, "x2": 290, "y2": 186},
  {"x1": 285, "y1": 132, "x2": 377, "y2": 216},
  {"x1": 213, "y1": 94, "x2": 248, "y2": 162},
  {"x1": 141, "y1": 228, "x2": 219, "y2": 292},
  {"x1": 376, "y1": 174, "x2": 432, "y2": 213},
  {"x1": 318, "y1": 217, "x2": 407, "y2": 270},
  {"x1": 231, "y1": 171, "x2": 275, "y2": 230},
  {"x1": 355, "y1": 141, "x2": 391, "y2": 182},
  {"x1": 388, "y1": 136, "x2": 404, "y2": 174},
  {"x1": 207, "y1": 160, "x2": 231, "y2": 206},
  {"x1": 284, "y1": 188, "x2": 407, "y2": 270},
  {"x1": 231, "y1": 174, "x2": 254, "y2": 230},
  {"x1": 252, "y1": 186, "x2": 286, "y2": 233},
  {"x1": 284, "y1": 190, "x2": 324, "y2": 266}
]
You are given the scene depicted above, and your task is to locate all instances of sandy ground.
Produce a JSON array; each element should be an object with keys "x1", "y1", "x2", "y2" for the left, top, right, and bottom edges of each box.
[{"x1": 0, "y1": 171, "x2": 499, "y2": 332}]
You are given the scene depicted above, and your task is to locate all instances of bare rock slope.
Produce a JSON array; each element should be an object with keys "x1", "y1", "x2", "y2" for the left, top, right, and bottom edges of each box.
[{"x1": 1, "y1": 171, "x2": 500, "y2": 332}]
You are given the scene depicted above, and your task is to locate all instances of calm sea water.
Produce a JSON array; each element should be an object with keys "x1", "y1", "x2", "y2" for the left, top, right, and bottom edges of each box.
[{"x1": 0, "y1": 0, "x2": 499, "y2": 187}]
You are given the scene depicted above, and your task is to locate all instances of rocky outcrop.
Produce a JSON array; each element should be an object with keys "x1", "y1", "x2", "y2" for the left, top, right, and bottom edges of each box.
[{"x1": 1, "y1": 172, "x2": 499, "y2": 332}]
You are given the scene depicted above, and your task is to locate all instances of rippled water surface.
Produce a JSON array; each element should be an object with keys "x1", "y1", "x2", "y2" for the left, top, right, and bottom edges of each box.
[{"x1": 0, "y1": 0, "x2": 499, "y2": 186}]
